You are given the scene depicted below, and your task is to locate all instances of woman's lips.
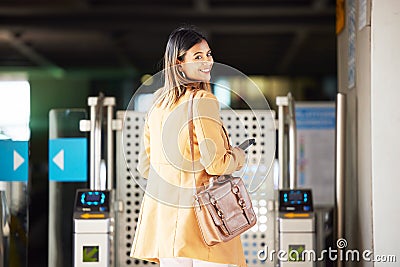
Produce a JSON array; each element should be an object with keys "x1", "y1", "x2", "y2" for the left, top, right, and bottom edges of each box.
[{"x1": 200, "y1": 68, "x2": 211, "y2": 73}]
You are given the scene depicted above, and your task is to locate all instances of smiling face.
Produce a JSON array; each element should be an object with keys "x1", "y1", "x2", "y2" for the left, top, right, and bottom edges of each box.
[{"x1": 179, "y1": 39, "x2": 213, "y2": 82}]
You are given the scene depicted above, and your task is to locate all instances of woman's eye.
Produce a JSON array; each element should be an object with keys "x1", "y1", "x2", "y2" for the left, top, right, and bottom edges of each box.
[
  {"x1": 195, "y1": 55, "x2": 202, "y2": 60},
  {"x1": 207, "y1": 52, "x2": 212, "y2": 57}
]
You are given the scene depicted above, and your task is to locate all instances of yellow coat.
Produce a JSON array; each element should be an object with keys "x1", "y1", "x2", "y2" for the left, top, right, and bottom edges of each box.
[{"x1": 130, "y1": 89, "x2": 247, "y2": 267}]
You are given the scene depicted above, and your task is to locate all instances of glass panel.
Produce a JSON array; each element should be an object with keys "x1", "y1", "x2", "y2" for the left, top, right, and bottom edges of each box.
[
  {"x1": 0, "y1": 79, "x2": 30, "y2": 267},
  {"x1": 48, "y1": 109, "x2": 87, "y2": 267}
]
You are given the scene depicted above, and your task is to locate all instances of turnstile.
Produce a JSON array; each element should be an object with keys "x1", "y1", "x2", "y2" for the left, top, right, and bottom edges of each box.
[
  {"x1": 72, "y1": 94, "x2": 119, "y2": 267},
  {"x1": 278, "y1": 189, "x2": 315, "y2": 266},
  {"x1": 73, "y1": 189, "x2": 114, "y2": 267}
]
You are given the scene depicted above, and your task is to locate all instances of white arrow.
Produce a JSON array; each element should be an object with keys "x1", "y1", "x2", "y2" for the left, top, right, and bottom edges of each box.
[
  {"x1": 53, "y1": 149, "x2": 64, "y2": 171},
  {"x1": 13, "y1": 150, "x2": 25, "y2": 171}
]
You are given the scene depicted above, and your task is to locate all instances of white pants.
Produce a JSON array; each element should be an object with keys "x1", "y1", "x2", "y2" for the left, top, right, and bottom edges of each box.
[{"x1": 159, "y1": 257, "x2": 233, "y2": 267}]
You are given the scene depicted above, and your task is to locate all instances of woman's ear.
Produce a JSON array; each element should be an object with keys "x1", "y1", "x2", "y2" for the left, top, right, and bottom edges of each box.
[{"x1": 176, "y1": 62, "x2": 183, "y2": 72}]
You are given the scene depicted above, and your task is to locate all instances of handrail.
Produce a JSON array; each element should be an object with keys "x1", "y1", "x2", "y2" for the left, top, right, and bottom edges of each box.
[
  {"x1": 287, "y1": 93, "x2": 297, "y2": 189},
  {"x1": 277, "y1": 99, "x2": 287, "y2": 189},
  {"x1": 276, "y1": 92, "x2": 297, "y2": 190},
  {"x1": 89, "y1": 93, "x2": 104, "y2": 190},
  {"x1": 105, "y1": 97, "x2": 116, "y2": 191},
  {"x1": 86, "y1": 93, "x2": 117, "y2": 191},
  {"x1": 335, "y1": 93, "x2": 346, "y2": 267}
]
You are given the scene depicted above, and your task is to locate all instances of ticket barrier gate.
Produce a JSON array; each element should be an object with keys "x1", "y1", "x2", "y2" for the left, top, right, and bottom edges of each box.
[
  {"x1": 278, "y1": 189, "x2": 315, "y2": 267},
  {"x1": 73, "y1": 189, "x2": 114, "y2": 267},
  {"x1": 73, "y1": 95, "x2": 119, "y2": 267}
]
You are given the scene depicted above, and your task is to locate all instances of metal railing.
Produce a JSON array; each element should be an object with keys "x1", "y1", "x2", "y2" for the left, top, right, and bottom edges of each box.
[
  {"x1": 81, "y1": 93, "x2": 120, "y2": 191},
  {"x1": 277, "y1": 92, "x2": 297, "y2": 189},
  {"x1": 335, "y1": 93, "x2": 346, "y2": 267}
]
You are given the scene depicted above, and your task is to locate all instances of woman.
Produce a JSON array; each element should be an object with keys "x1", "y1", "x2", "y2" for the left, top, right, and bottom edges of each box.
[{"x1": 130, "y1": 26, "x2": 247, "y2": 267}]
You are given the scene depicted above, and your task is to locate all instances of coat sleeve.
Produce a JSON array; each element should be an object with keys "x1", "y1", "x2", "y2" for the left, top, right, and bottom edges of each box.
[
  {"x1": 137, "y1": 114, "x2": 150, "y2": 179},
  {"x1": 193, "y1": 91, "x2": 245, "y2": 175}
]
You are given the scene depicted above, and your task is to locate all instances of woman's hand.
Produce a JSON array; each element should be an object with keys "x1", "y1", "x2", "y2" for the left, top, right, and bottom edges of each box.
[{"x1": 232, "y1": 146, "x2": 246, "y2": 171}]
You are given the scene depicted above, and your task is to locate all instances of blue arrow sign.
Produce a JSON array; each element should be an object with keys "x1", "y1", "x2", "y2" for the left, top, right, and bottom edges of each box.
[
  {"x1": 49, "y1": 138, "x2": 87, "y2": 182},
  {"x1": 0, "y1": 140, "x2": 29, "y2": 182}
]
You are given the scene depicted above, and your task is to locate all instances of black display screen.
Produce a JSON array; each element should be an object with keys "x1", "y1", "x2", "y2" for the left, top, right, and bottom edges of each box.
[
  {"x1": 279, "y1": 189, "x2": 313, "y2": 212},
  {"x1": 85, "y1": 194, "x2": 102, "y2": 202},
  {"x1": 74, "y1": 190, "x2": 110, "y2": 212},
  {"x1": 288, "y1": 192, "x2": 303, "y2": 202}
]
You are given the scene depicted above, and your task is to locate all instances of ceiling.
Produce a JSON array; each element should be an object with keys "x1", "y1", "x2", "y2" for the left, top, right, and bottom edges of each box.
[{"x1": 0, "y1": 0, "x2": 337, "y2": 77}]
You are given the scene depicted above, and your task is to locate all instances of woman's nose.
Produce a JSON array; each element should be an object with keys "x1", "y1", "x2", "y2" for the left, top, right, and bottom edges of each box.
[{"x1": 202, "y1": 57, "x2": 213, "y2": 64}]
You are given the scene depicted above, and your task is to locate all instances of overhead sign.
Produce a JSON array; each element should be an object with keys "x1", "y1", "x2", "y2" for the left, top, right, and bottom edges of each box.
[
  {"x1": 0, "y1": 140, "x2": 29, "y2": 182},
  {"x1": 49, "y1": 138, "x2": 87, "y2": 182}
]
